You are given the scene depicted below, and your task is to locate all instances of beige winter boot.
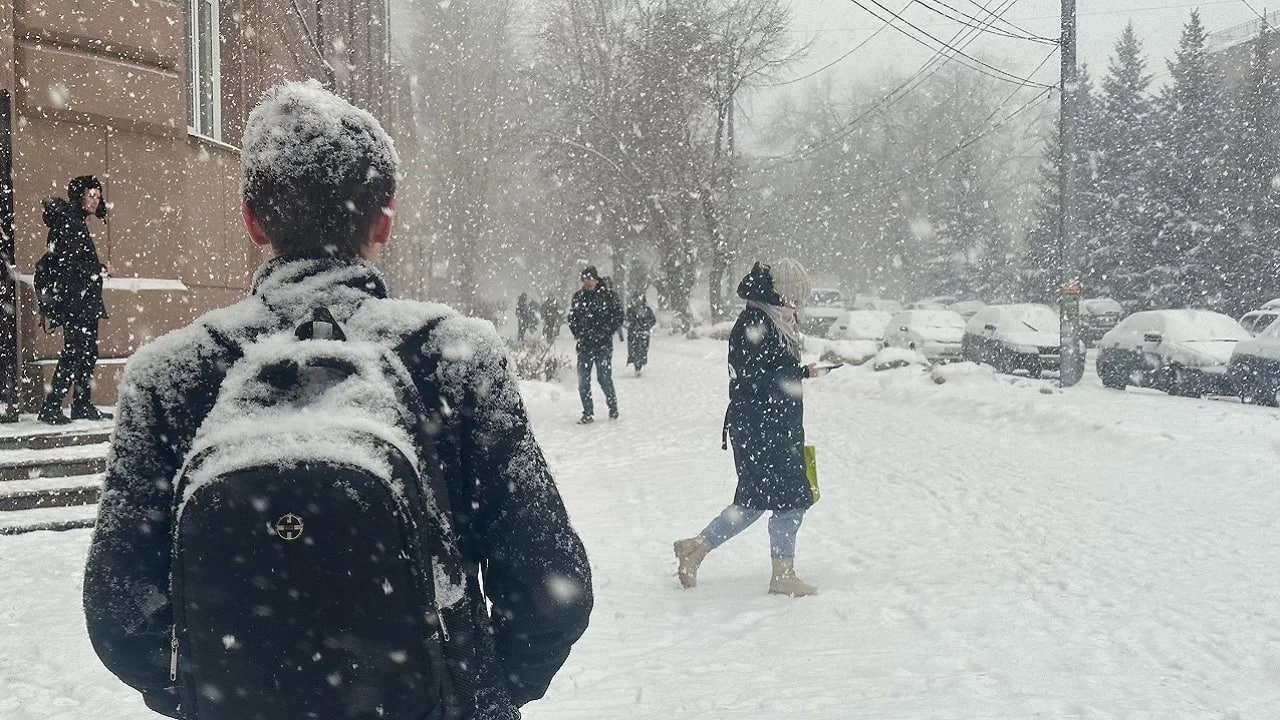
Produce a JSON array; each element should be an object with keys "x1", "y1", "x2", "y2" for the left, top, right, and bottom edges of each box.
[
  {"x1": 768, "y1": 557, "x2": 817, "y2": 597},
  {"x1": 673, "y1": 535, "x2": 713, "y2": 588}
]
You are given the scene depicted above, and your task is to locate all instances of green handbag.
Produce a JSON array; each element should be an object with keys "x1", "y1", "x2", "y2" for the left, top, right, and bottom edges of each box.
[{"x1": 804, "y1": 445, "x2": 819, "y2": 502}]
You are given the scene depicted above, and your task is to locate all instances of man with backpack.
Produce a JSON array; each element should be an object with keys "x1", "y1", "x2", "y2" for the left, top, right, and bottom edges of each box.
[
  {"x1": 82, "y1": 81, "x2": 592, "y2": 720},
  {"x1": 35, "y1": 174, "x2": 112, "y2": 424}
]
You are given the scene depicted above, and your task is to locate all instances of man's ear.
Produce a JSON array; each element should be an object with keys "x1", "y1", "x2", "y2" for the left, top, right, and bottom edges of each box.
[
  {"x1": 242, "y1": 200, "x2": 271, "y2": 248},
  {"x1": 371, "y1": 197, "x2": 395, "y2": 247}
]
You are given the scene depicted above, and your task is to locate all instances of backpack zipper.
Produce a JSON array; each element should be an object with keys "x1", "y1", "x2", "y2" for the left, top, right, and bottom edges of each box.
[
  {"x1": 169, "y1": 627, "x2": 179, "y2": 681},
  {"x1": 436, "y1": 605, "x2": 450, "y2": 642}
]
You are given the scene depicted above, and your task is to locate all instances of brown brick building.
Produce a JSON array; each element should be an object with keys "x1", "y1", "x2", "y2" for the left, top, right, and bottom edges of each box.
[{"x1": 0, "y1": 1, "x2": 411, "y2": 417}]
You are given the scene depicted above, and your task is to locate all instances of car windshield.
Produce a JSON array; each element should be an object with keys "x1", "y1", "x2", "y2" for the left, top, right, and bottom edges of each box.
[
  {"x1": 918, "y1": 311, "x2": 965, "y2": 329},
  {"x1": 1001, "y1": 305, "x2": 1057, "y2": 332},
  {"x1": 810, "y1": 290, "x2": 842, "y2": 306}
]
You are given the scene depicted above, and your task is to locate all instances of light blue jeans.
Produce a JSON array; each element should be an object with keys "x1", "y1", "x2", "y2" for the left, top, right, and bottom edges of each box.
[{"x1": 700, "y1": 504, "x2": 806, "y2": 558}]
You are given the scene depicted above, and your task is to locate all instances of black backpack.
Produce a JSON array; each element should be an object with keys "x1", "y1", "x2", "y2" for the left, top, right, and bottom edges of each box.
[
  {"x1": 168, "y1": 306, "x2": 477, "y2": 720},
  {"x1": 32, "y1": 250, "x2": 66, "y2": 330}
]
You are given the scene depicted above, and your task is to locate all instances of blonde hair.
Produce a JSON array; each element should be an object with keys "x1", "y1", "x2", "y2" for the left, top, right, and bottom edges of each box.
[{"x1": 768, "y1": 258, "x2": 811, "y2": 306}]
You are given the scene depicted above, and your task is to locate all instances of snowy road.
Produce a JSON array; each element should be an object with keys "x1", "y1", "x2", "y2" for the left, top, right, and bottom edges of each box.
[{"x1": 3, "y1": 333, "x2": 1279, "y2": 719}]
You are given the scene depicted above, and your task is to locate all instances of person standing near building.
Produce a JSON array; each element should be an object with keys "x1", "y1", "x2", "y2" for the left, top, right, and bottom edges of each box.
[
  {"x1": 672, "y1": 260, "x2": 830, "y2": 597},
  {"x1": 568, "y1": 265, "x2": 622, "y2": 424},
  {"x1": 38, "y1": 175, "x2": 111, "y2": 424},
  {"x1": 624, "y1": 292, "x2": 656, "y2": 376}
]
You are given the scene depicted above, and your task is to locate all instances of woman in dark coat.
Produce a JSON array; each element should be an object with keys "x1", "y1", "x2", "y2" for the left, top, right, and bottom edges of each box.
[
  {"x1": 673, "y1": 259, "x2": 830, "y2": 596},
  {"x1": 624, "y1": 292, "x2": 656, "y2": 375},
  {"x1": 38, "y1": 175, "x2": 111, "y2": 424}
]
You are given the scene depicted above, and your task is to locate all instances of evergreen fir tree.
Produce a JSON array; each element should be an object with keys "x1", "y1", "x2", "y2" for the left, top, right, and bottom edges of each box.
[{"x1": 1097, "y1": 23, "x2": 1157, "y2": 309}]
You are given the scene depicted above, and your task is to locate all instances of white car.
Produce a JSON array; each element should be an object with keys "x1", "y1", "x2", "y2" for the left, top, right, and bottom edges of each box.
[
  {"x1": 851, "y1": 296, "x2": 903, "y2": 314},
  {"x1": 1096, "y1": 309, "x2": 1250, "y2": 397},
  {"x1": 826, "y1": 310, "x2": 892, "y2": 342},
  {"x1": 962, "y1": 304, "x2": 1062, "y2": 377},
  {"x1": 1239, "y1": 309, "x2": 1280, "y2": 336},
  {"x1": 800, "y1": 288, "x2": 846, "y2": 334},
  {"x1": 883, "y1": 310, "x2": 966, "y2": 362},
  {"x1": 948, "y1": 300, "x2": 985, "y2": 320},
  {"x1": 1228, "y1": 316, "x2": 1280, "y2": 406}
]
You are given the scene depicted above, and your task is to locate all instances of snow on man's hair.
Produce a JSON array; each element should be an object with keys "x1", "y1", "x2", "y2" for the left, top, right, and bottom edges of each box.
[{"x1": 241, "y1": 79, "x2": 399, "y2": 259}]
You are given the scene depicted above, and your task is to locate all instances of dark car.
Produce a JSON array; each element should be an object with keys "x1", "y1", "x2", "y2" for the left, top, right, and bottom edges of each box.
[
  {"x1": 961, "y1": 304, "x2": 1061, "y2": 378},
  {"x1": 1096, "y1": 310, "x2": 1250, "y2": 397},
  {"x1": 1080, "y1": 297, "x2": 1124, "y2": 348},
  {"x1": 1228, "y1": 317, "x2": 1280, "y2": 406}
]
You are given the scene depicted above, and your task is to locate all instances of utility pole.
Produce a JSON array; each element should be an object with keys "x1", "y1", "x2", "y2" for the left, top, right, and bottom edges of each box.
[{"x1": 1058, "y1": 0, "x2": 1084, "y2": 387}]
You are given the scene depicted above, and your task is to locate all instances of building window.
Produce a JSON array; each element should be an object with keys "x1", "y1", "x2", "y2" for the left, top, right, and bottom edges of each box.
[{"x1": 184, "y1": 0, "x2": 221, "y2": 140}]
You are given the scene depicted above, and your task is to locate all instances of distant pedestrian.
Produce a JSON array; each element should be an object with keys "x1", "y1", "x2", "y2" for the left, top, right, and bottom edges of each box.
[
  {"x1": 625, "y1": 292, "x2": 656, "y2": 376},
  {"x1": 542, "y1": 295, "x2": 562, "y2": 344},
  {"x1": 568, "y1": 265, "x2": 622, "y2": 424},
  {"x1": 516, "y1": 292, "x2": 539, "y2": 341},
  {"x1": 37, "y1": 175, "x2": 112, "y2": 424},
  {"x1": 673, "y1": 259, "x2": 830, "y2": 597}
]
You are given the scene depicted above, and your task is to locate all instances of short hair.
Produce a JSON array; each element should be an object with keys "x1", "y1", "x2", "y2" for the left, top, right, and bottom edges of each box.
[{"x1": 241, "y1": 80, "x2": 399, "y2": 258}]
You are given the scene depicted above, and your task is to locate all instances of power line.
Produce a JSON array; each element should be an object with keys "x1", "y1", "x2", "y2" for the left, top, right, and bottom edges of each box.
[
  {"x1": 848, "y1": 0, "x2": 1057, "y2": 90},
  {"x1": 768, "y1": 0, "x2": 1031, "y2": 166},
  {"x1": 959, "y1": 0, "x2": 1047, "y2": 38},
  {"x1": 918, "y1": 0, "x2": 1058, "y2": 44},
  {"x1": 759, "y1": 3, "x2": 910, "y2": 87},
  {"x1": 1238, "y1": 0, "x2": 1268, "y2": 23},
  {"x1": 891, "y1": 87, "x2": 1055, "y2": 185}
]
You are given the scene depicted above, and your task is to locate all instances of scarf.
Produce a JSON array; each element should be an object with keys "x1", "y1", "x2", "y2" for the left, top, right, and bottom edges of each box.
[{"x1": 747, "y1": 299, "x2": 803, "y2": 360}]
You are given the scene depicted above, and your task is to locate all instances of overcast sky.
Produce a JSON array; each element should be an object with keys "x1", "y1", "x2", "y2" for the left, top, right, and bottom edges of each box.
[
  {"x1": 737, "y1": 1, "x2": 1269, "y2": 146},
  {"x1": 756, "y1": 2, "x2": 1263, "y2": 105}
]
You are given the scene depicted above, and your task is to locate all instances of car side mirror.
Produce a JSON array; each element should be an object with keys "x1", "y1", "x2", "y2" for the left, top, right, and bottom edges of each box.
[
  {"x1": 1142, "y1": 332, "x2": 1162, "y2": 343},
  {"x1": 899, "y1": 325, "x2": 909, "y2": 332},
  {"x1": 983, "y1": 324, "x2": 997, "y2": 332}
]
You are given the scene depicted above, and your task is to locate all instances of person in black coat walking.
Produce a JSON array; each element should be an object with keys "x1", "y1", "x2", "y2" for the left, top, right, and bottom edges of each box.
[
  {"x1": 673, "y1": 260, "x2": 831, "y2": 596},
  {"x1": 624, "y1": 292, "x2": 656, "y2": 376},
  {"x1": 81, "y1": 81, "x2": 591, "y2": 720},
  {"x1": 568, "y1": 265, "x2": 622, "y2": 423},
  {"x1": 516, "y1": 292, "x2": 539, "y2": 341},
  {"x1": 541, "y1": 295, "x2": 562, "y2": 344},
  {"x1": 38, "y1": 175, "x2": 112, "y2": 424}
]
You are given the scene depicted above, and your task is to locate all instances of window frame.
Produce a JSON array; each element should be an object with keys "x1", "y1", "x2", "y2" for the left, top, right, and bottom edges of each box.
[{"x1": 185, "y1": 0, "x2": 222, "y2": 142}]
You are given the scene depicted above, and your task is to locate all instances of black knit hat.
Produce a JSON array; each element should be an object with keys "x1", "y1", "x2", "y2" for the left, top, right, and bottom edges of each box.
[{"x1": 581, "y1": 265, "x2": 600, "y2": 281}]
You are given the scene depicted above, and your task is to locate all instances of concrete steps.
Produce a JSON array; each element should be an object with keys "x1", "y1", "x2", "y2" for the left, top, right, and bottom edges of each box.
[{"x1": 0, "y1": 420, "x2": 112, "y2": 534}]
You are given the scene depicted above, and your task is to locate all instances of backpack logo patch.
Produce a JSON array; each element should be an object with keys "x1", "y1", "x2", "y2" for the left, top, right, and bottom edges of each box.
[{"x1": 273, "y1": 513, "x2": 304, "y2": 541}]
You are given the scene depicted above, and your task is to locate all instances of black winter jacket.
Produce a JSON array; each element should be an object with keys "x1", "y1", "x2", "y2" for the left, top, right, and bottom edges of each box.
[
  {"x1": 41, "y1": 197, "x2": 107, "y2": 323},
  {"x1": 725, "y1": 267, "x2": 812, "y2": 511},
  {"x1": 568, "y1": 286, "x2": 622, "y2": 352},
  {"x1": 82, "y1": 256, "x2": 593, "y2": 719}
]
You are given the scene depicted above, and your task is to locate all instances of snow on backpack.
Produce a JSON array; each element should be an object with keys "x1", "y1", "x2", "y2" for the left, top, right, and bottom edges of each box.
[{"x1": 168, "y1": 306, "x2": 477, "y2": 720}]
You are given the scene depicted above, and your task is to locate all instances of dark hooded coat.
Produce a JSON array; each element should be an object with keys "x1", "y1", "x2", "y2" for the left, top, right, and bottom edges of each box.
[
  {"x1": 725, "y1": 263, "x2": 812, "y2": 511},
  {"x1": 41, "y1": 176, "x2": 109, "y2": 324},
  {"x1": 82, "y1": 256, "x2": 593, "y2": 720}
]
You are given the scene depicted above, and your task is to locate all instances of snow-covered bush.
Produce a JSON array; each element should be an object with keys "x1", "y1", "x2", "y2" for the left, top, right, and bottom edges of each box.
[
  {"x1": 507, "y1": 337, "x2": 569, "y2": 381},
  {"x1": 821, "y1": 340, "x2": 881, "y2": 366},
  {"x1": 687, "y1": 321, "x2": 735, "y2": 341}
]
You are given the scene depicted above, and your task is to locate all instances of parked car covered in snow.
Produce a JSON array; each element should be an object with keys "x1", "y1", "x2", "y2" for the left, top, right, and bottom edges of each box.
[
  {"x1": 1080, "y1": 297, "x2": 1124, "y2": 347},
  {"x1": 800, "y1": 288, "x2": 846, "y2": 334},
  {"x1": 962, "y1": 304, "x2": 1061, "y2": 377},
  {"x1": 827, "y1": 310, "x2": 892, "y2": 342},
  {"x1": 851, "y1": 295, "x2": 903, "y2": 313},
  {"x1": 1228, "y1": 317, "x2": 1280, "y2": 406},
  {"x1": 1238, "y1": 309, "x2": 1280, "y2": 336},
  {"x1": 1095, "y1": 310, "x2": 1250, "y2": 397},
  {"x1": 883, "y1": 309, "x2": 966, "y2": 362},
  {"x1": 948, "y1": 300, "x2": 985, "y2": 320}
]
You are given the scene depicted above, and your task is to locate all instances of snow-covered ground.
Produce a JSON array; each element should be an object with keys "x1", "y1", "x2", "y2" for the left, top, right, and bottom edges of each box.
[{"x1": 3, "y1": 332, "x2": 1279, "y2": 719}]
